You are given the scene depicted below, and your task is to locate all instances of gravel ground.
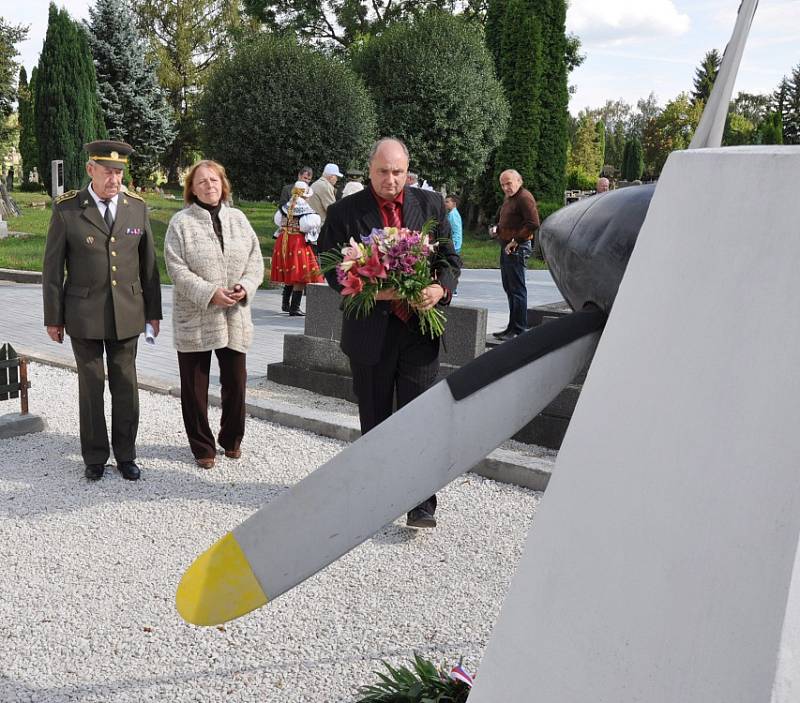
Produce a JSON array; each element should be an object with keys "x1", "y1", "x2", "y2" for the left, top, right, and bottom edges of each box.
[{"x1": 1, "y1": 364, "x2": 542, "y2": 702}]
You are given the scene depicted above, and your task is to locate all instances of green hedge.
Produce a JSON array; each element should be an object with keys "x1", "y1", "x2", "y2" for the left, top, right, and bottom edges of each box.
[
  {"x1": 350, "y1": 10, "x2": 508, "y2": 191},
  {"x1": 200, "y1": 36, "x2": 376, "y2": 201}
]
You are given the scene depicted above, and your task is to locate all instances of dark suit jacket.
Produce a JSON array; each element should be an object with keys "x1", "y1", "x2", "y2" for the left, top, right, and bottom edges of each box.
[
  {"x1": 319, "y1": 186, "x2": 461, "y2": 365},
  {"x1": 42, "y1": 186, "x2": 162, "y2": 340},
  {"x1": 279, "y1": 183, "x2": 293, "y2": 207}
]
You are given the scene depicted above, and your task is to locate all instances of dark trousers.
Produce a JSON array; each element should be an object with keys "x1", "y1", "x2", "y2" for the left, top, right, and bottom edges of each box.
[
  {"x1": 177, "y1": 348, "x2": 247, "y2": 460},
  {"x1": 70, "y1": 336, "x2": 139, "y2": 465},
  {"x1": 500, "y1": 240, "x2": 532, "y2": 334},
  {"x1": 349, "y1": 315, "x2": 439, "y2": 514}
]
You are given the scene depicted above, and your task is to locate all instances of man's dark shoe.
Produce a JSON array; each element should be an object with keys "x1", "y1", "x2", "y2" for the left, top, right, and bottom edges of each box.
[
  {"x1": 85, "y1": 463, "x2": 106, "y2": 481},
  {"x1": 117, "y1": 461, "x2": 141, "y2": 481},
  {"x1": 492, "y1": 329, "x2": 509, "y2": 340},
  {"x1": 496, "y1": 331, "x2": 520, "y2": 342},
  {"x1": 406, "y1": 507, "x2": 437, "y2": 529}
]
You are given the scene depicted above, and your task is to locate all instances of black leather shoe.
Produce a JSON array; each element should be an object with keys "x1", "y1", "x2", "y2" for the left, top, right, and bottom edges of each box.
[
  {"x1": 85, "y1": 463, "x2": 106, "y2": 481},
  {"x1": 117, "y1": 461, "x2": 141, "y2": 481},
  {"x1": 492, "y1": 329, "x2": 509, "y2": 340},
  {"x1": 289, "y1": 309, "x2": 305, "y2": 317},
  {"x1": 406, "y1": 507, "x2": 437, "y2": 529},
  {"x1": 496, "y1": 331, "x2": 519, "y2": 341}
]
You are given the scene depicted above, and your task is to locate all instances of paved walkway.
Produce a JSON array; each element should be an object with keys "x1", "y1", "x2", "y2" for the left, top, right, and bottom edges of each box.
[{"x1": 0, "y1": 270, "x2": 563, "y2": 385}]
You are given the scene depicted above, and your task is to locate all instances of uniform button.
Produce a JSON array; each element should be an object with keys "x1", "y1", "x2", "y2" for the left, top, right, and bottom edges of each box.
[
  {"x1": 111, "y1": 251, "x2": 117, "y2": 257},
  {"x1": 111, "y1": 265, "x2": 117, "y2": 272},
  {"x1": 110, "y1": 236, "x2": 116, "y2": 242},
  {"x1": 112, "y1": 280, "x2": 117, "y2": 286}
]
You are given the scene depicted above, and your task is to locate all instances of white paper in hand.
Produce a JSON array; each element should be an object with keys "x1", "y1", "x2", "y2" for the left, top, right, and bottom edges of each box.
[{"x1": 144, "y1": 322, "x2": 156, "y2": 346}]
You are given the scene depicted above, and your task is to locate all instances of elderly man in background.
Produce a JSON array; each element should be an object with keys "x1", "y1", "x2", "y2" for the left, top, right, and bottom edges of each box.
[
  {"x1": 596, "y1": 177, "x2": 610, "y2": 193},
  {"x1": 42, "y1": 140, "x2": 162, "y2": 481},
  {"x1": 307, "y1": 163, "x2": 343, "y2": 223},
  {"x1": 490, "y1": 169, "x2": 540, "y2": 342},
  {"x1": 319, "y1": 137, "x2": 461, "y2": 529},
  {"x1": 339, "y1": 169, "x2": 365, "y2": 199}
]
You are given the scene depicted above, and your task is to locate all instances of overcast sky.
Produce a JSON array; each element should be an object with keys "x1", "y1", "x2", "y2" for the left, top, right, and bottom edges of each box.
[{"x1": 8, "y1": 0, "x2": 800, "y2": 114}]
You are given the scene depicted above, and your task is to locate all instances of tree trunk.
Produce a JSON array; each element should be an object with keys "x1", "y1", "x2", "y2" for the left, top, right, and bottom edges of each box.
[{"x1": 0, "y1": 183, "x2": 20, "y2": 220}]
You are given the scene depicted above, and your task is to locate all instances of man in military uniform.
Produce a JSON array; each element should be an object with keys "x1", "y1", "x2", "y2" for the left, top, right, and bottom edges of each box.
[{"x1": 42, "y1": 140, "x2": 162, "y2": 481}]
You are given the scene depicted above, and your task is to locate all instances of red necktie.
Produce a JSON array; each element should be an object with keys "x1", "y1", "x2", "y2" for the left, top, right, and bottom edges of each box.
[
  {"x1": 383, "y1": 201, "x2": 402, "y2": 228},
  {"x1": 382, "y1": 201, "x2": 411, "y2": 322}
]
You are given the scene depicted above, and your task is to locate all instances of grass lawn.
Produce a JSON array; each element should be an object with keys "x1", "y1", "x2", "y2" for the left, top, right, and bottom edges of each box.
[{"x1": 0, "y1": 191, "x2": 547, "y2": 277}]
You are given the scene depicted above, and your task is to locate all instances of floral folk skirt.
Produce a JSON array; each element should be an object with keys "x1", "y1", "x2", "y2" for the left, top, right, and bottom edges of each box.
[{"x1": 270, "y1": 231, "x2": 323, "y2": 285}]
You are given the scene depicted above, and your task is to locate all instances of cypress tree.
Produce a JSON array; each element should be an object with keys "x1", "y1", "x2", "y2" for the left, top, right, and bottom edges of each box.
[
  {"x1": 35, "y1": 4, "x2": 106, "y2": 192},
  {"x1": 530, "y1": 0, "x2": 569, "y2": 201},
  {"x1": 594, "y1": 119, "x2": 606, "y2": 169},
  {"x1": 85, "y1": 0, "x2": 175, "y2": 186},
  {"x1": 480, "y1": 0, "x2": 542, "y2": 217},
  {"x1": 0, "y1": 18, "x2": 27, "y2": 148},
  {"x1": 494, "y1": 0, "x2": 542, "y2": 189},
  {"x1": 621, "y1": 137, "x2": 643, "y2": 181},
  {"x1": 484, "y1": 0, "x2": 507, "y2": 69},
  {"x1": 605, "y1": 120, "x2": 626, "y2": 173},
  {"x1": 17, "y1": 66, "x2": 38, "y2": 185}
]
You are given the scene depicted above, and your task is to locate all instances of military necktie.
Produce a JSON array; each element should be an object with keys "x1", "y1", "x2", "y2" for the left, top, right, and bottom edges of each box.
[{"x1": 101, "y1": 199, "x2": 114, "y2": 231}]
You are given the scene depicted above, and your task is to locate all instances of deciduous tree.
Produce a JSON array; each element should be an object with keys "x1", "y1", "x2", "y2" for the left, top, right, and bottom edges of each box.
[
  {"x1": 243, "y1": 0, "x2": 489, "y2": 50},
  {"x1": 133, "y1": 0, "x2": 241, "y2": 183},
  {"x1": 641, "y1": 92, "x2": 702, "y2": 177},
  {"x1": 0, "y1": 17, "x2": 28, "y2": 149},
  {"x1": 567, "y1": 113, "x2": 602, "y2": 178}
]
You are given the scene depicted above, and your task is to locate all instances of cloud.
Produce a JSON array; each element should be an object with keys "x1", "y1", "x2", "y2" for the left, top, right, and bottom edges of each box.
[{"x1": 567, "y1": 0, "x2": 691, "y2": 46}]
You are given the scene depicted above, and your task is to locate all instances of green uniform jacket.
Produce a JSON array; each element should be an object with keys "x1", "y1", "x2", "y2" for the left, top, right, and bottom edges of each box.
[{"x1": 42, "y1": 187, "x2": 162, "y2": 340}]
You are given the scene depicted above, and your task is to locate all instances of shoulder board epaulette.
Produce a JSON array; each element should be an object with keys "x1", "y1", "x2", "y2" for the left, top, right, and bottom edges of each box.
[
  {"x1": 125, "y1": 190, "x2": 145, "y2": 202},
  {"x1": 54, "y1": 190, "x2": 78, "y2": 204}
]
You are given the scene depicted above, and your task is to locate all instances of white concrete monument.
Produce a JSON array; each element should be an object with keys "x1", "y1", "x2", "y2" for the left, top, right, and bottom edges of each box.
[
  {"x1": 50, "y1": 160, "x2": 64, "y2": 200},
  {"x1": 469, "y1": 144, "x2": 800, "y2": 702}
]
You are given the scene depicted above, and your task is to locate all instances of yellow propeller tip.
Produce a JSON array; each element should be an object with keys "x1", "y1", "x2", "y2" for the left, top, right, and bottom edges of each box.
[{"x1": 176, "y1": 532, "x2": 268, "y2": 626}]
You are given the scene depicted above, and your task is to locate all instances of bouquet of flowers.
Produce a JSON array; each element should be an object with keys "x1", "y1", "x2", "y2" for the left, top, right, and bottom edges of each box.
[{"x1": 320, "y1": 220, "x2": 447, "y2": 338}]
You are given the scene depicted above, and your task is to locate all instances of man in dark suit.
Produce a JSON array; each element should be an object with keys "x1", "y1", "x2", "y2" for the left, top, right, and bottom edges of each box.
[
  {"x1": 319, "y1": 137, "x2": 461, "y2": 528},
  {"x1": 279, "y1": 166, "x2": 313, "y2": 207},
  {"x1": 42, "y1": 140, "x2": 162, "y2": 481}
]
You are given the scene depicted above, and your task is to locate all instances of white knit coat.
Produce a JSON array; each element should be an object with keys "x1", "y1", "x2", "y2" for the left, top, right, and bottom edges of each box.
[{"x1": 164, "y1": 203, "x2": 264, "y2": 353}]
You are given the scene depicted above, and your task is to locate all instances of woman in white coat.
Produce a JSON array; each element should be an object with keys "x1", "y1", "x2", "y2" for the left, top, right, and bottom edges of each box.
[{"x1": 164, "y1": 160, "x2": 264, "y2": 469}]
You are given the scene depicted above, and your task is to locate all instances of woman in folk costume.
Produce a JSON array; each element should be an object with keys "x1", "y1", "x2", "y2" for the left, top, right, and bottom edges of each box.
[{"x1": 271, "y1": 181, "x2": 324, "y2": 316}]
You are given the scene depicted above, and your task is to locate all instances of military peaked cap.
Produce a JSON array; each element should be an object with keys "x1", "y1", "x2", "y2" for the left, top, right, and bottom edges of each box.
[{"x1": 84, "y1": 140, "x2": 134, "y2": 170}]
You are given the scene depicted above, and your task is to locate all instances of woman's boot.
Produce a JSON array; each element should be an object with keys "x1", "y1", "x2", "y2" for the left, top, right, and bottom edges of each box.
[
  {"x1": 289, "y1": 290, "x2": 305, "y2": 317},
  {"x1": 281, "y1": 285, "x2": 292, "y2": 312}
]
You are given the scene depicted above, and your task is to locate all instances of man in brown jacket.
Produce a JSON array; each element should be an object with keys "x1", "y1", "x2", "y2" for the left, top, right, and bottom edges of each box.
[
  {"x1": 42, "y1": 140, "x2": 162, "y2": 481},
  {"x1": 491, "y1": 169, "x2": 540, "y2": 341}
]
